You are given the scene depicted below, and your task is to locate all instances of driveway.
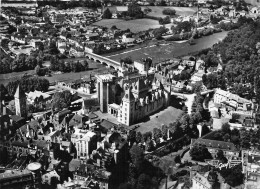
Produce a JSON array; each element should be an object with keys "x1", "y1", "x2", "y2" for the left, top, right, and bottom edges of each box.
[{"x1": 171, "y1": 92, "x2": 196, "y2": 115}]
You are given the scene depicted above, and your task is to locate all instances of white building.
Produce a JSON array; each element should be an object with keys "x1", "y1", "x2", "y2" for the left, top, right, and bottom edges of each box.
[
  {"x1": 72, "y1": 129, "x2": 97, "y2": 159},
  {"x1": 42, "y1": 170, "x2": 60, "y2": 185}
]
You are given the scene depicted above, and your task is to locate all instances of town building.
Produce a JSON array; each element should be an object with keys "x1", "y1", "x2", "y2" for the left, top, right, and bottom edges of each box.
[
  {"x1": 96, "y1": 73, "x2": 170, "y2": 126},
  {"x1": 42, "y1": 170, "x2": 60, "y2": 185},
  {"x1": 14, "y1": 85, "x2": 27, "y2": 119},
  {"x1": 0, "y1": 169, "x2": 34, "y2": 189},
  {"x1": 71, "y1": 129, "x2": 97, "y2": 159},
  {"x1": 242, "y1": 150, "x2": 260, "y2": 189},
  {"x1": 191, "y1": 138, "x2": 239, "y2": 159}
]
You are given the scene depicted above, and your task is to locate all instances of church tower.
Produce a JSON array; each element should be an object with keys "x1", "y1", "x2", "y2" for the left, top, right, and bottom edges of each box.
[{"x1": 15, "y1": 85, "x2": 27, "y2": 118}]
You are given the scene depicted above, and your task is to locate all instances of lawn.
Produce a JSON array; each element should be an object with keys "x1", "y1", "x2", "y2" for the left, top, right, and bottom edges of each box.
[
  {"x1": 135, "y1": 106, "x2": 184, "y2": 133},
  {"x1": 107, "y1": 6, "x2": 197, "y2": 18},
  {"x1": 106, "y1": 31, "x2": 228, "y2": 64},
  {"x1": 93, "y1": 18, "x2": 161, "y2": 32},
  {"x1": 143, "y1": 6, "x2": 197, "y2": 18}
]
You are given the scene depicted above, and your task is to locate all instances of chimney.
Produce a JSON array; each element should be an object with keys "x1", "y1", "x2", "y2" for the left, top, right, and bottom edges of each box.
[
  {"x1": 10, "y1": 119, "x2": 13, "y2": 126},
  {"x1": 9, "y1": 129, "x2": 12, "y2": 134},
  {"x1": 50, "y1": 127, "x2": 53, "y2": 133},
  {"x1": 27, "y1": 125, "x2": 30, "y2": 132}
]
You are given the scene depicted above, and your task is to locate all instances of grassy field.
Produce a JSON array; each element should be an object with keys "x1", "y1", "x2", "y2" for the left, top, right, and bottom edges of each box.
[
  {"x1": 0, "y1": 60, "x2": 106, "y2": 85},
  {"x1": 93, "y1": 18, "x2": 161, "y2": 32},
  {"x1": 143, "y1": 6, "x2": 197, "y2": 18},
  {"x1": 108, "y1": 6, "x2": 197, "y2": 18},
  {"x1": 94, "y1": 6, "x2": 197, "y2": 32},
  {"x1": 106, "y1": 31, "x2": 228, "y2": 64},
  {"x1": 135, "y1": 106, "x2": 183, "y2": 133}
]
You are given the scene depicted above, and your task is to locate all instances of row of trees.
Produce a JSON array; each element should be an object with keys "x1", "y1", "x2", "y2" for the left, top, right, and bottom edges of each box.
[
  {"x1": 4, "y1": 75, "x2": 49, "y2": 98},
  {"x1": 49, "y1": 56, "x2": 89, "y2": 73}
]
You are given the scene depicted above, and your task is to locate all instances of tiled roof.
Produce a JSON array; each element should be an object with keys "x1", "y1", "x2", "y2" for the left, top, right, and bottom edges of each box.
[
  {"x1": 100, "y1": 119, "x2": 117, "y2": 131},
  {"x1": 191, "y1": 138, "x2": 238, "y2": 151}
]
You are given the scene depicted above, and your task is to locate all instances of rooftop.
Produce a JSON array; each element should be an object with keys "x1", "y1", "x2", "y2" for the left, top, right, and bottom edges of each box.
[
  {"x1": 96, "y1": 74, "x2": 115, "y2": 82},
  {"x1": 0, "y1": 169, "x2": 32, "y2": 181},
  {"x1": 191, "y1": 138, "x2": 238, "y2": 151}
]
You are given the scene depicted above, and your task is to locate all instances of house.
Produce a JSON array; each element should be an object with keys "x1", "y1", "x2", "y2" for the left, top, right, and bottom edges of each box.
[
  {"x1": 86, "y1": 33, "x2": 99, "y2": 41},
  {"x1": 133, "y1": 60, "x2": 151, "y2": 74},
  {"x1": 42, "y1": 170, "x2": 60, "y2": 185},
  {"x1": 172, "y1": 81, "x2": 186, "y2": 92},
  {"x1": 0, "y1": 169, "x2": 34, "y2": 189},
  {"x1": 191, "y1": 138, "x2": 239, "y2": 159},
  {"x1": 190, "y1": 70, "x2": 205, "y2": 84},
  {"x1": 26, "y1": 90, "x2": 51, "y2": 105},
  {"x1": 242, "y1": 150, "x2": 260, "y2": 189},
  {"x1": 250, "y1": 7, "x2": 260, "y2": 14},
  {"x1": 71, "y1": 129, "x2": 97, "y2": 159},
  {"x1": 192, "y1": 170, "x2": 219, "y2": 189},
  {"x1": 81, "y1": 98, "x2": 99, "y2": 114},
  {"x1": 50, "y1": 13, "x2": 66, "y2": 23}
]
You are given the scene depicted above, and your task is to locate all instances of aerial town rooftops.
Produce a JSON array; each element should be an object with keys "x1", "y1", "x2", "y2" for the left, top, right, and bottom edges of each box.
[{"x1": 0, "y1": 169, "x2": 32, "y2": 181}]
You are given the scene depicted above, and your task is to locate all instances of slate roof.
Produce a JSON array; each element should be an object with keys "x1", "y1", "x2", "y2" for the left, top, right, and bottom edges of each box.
[
  {"x1": 100, "y1": 119, "x2": 117, "y2": 132},
  {"x1": 14, "y1": 85, "x2": 26, "y2": 99}
]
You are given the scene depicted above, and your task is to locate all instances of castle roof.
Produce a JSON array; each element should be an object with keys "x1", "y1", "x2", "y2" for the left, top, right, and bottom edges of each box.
[{"x1": 14, "y1": 85, "x2": 26, "y2": 99}]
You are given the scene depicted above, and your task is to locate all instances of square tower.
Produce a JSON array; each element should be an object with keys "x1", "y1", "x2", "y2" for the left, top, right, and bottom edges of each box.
[
  {"x1": 14, "y1": 85, "x2": 27, "y2": 118},
  {"x1": 96, "y1": 74, "x2": 116, "y2": 113}
]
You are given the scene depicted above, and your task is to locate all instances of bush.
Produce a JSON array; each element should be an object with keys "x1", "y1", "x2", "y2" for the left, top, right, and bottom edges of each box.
[
  {"x1": 159, "y1": 16, "x2": 171, "y2": 25},
  {"x1": 103, "y1": 8, "x2": 112, "y2": 19},
  {"x1": 165, "y1": 34, "x2": 181, "y2": 41},
  {"x1": 162, "y1": 8, "x2": 176, "y2": 16}
]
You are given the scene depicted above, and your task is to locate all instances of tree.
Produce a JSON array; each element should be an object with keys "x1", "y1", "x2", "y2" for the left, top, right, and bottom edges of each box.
[
  {"x1": 136, "y1": 173, "x2": 152, "y2": 189},
  {"x1": 190, "y1": 144, "x2": 212, "y2": 162},
  {"x1": 136, "y1": 132, "x2": 143, "y2": 143},
  {"x1": 161, "y1": 125, "x2": 168, "y2": 140},
  {"x1": 120, "y1": 57, "x2": 133, "y2": 64},
  {"x1": 129, "y1": 144, "x2": 144, "y2": 170},
  {"x1": 52, "y1": 90, "x2": 73, "y2": 111},
  {"x1": 0, "y1": 84, "x2": 8, "y2": 99},
  {"x1": 103, "y1": 8, "x2": 112, "y2": 19},
  {"x1": 223, "y1": 133, "x2": 230, "y2": 142},
  {"x1": 217, "y1": 150, "x2": 227, "y2": 163},
  {"x1": 221, "y1": 123, "x2": 231, "y2": 134},
  {"x1": 128, "y1": 130, "x2": 137, "y2": 145},
  {"x1": 162, "y1": 8, "x2": 176, "y2": 16},
  {"x1": 35, "y1": 65, "x2": 41, "y2": 76},
  {"x1": 49, "y1": 40, "x2": 59, "y2": 55},
  {"x1": 127, "y1": 3, "x2": 143, "y2": 18},
  {"x1": 159, "y1": 16, "x2": 171, "y2": 25},
  {"x1": 153, "y1": 128, "x2": 162, "y2": 144},
  {"x1": 82, "y1": 60, "x2": 89, "y2": 70},
  {"x1": 175, "y1": 21, "x2": 193, "y2": 33},
  {"x1": 153, "y1": 26, "x2": 168, "y2": 39},
  {"x1": 111, "y1": 25, "x2": 118, "y2": 30}
]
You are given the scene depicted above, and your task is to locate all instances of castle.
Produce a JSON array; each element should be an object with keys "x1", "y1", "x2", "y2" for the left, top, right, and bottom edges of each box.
[{"x1": 96, "y1": 73, "x2": 171, "y2": 126}]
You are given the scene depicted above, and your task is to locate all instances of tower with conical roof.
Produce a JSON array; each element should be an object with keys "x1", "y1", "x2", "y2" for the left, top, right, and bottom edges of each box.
[{"x1": 15, "y1": 85, "x2": 27, "y2": 118}]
